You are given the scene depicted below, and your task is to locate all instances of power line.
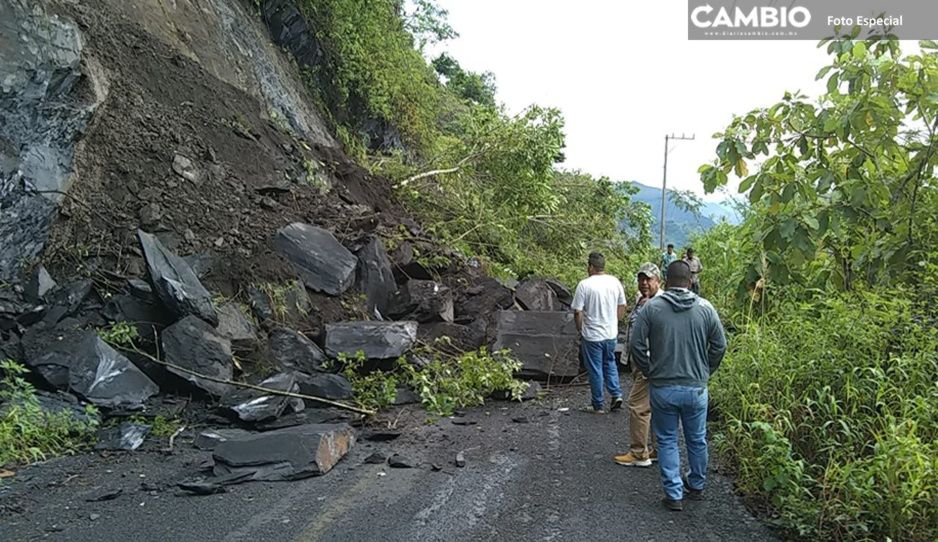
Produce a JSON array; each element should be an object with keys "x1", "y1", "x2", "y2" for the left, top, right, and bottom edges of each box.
[{"x1": 659, "y1": 133, "x2": 695, "y2": 252}]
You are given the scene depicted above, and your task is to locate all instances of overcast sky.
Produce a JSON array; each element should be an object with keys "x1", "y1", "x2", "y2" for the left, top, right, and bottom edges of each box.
[{"x1": 432, "y1": 0, "x2": 839, "y2": 200}]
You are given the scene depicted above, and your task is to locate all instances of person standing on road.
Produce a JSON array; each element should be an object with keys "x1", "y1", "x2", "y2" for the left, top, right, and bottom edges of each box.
[
  {"x1": 613, "y1": 262, "x2": 663, "y2": 467},
  {"x1": 683, "y1": 248, "x2": 703, "y2": 295},
  {"x1": 660, "y1": 244, "x2": 677, "y2": 282},
  {"x1": 629, "y1": 260, "x2": 726, "y2": 511},
  {"x1": 572, "y1": 252, "x2": 627, "y2": 414}
]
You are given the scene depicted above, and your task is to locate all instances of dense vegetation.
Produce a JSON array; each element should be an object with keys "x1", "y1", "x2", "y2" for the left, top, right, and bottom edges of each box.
[
  {"x1": 695, "y1": 37, "x2": 938, "y2": 541},
  {"x1": 297, "y1": 0, "x2": 651, "y2": 285}
]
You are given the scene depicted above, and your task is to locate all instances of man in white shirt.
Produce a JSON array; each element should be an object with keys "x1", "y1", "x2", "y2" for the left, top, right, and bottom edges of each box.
[{"x1": 571, "y1": 252, "x2": 627, "y2": 413}]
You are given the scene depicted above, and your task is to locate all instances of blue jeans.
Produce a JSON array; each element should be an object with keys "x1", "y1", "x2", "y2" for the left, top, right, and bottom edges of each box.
[
  {"x1": 650, "y1": 385, "x2": 709, "y2": 500},
  {"x1": 580, "y1": 339, "x2": 622, "y2": 409}
]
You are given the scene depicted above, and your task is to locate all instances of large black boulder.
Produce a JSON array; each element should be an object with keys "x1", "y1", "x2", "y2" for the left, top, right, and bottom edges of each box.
[
  {"x1": 273, "y1": 223, "x2": 357, "y2": 295},
  {"x1": 269, "y1": 327, "x2": 328, "y2": 373},
  {"x1": 356, "y1": 237, "x2": 395, "y2": 317},
  {"x1": 324, "y1": 321, "x2": 417, "y2": 360},
  {"x1": 492, "y1": 311, "x2": 581, "y2": 379},
  {"x1": 514, "y1": 278, "x2": 558, "y2": 311},
  {"x1": 24, "y1": 326, "x2": 158, "y2": 408},
  {"x1": 212, "y1": 423, "x2": 355, "y2": 480},
  {"x1": 161, "y1": 315, "x2": 233, "y2": 396},
  {"x1": 293, "y1": 372, "x2": 353, "y2": 402},
  {"x1": 387, "y1": 280, "x2": 454, "y2": 323},
  {"x1": 455, "y1": 278, "x2": 515, "y2": 322},
  {"x1": 101, "y1": 293, "x2": 173, "y2": 342},
  {"x1": 137, "y1": 230, "x2": 218, "y2": 326},
  {"x1": 215, "y1": 303, "x2": 259, "y2": 353}
]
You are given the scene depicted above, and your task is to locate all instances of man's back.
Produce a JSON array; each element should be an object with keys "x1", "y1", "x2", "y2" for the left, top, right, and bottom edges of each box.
[
  {"x1": 630, "y1": 288, "x2": 726, "y2": 387},
  {"x1": 572, "y1": 274, "x2": 625, "y2": 342}
]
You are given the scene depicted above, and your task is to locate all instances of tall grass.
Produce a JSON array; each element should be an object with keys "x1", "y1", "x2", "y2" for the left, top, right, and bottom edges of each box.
[{"x1": 710, "y1": 291, "x2": 938, "y2": 541}]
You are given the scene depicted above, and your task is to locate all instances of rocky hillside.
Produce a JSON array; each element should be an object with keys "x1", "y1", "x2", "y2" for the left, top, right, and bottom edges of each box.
[{"x1": 0, "y1": 0, "x2": 587, "y2": 465}]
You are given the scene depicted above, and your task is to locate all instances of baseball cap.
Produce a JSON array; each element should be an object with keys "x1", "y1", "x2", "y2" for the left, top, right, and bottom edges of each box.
[{"x1": 637, "y1": 262, "x2": 661, "y2": 279}]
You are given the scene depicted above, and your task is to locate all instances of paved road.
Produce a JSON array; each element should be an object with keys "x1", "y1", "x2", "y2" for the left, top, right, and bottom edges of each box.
[{"x1": 0, "y1": 382, "x2": 777, "y2": 541}]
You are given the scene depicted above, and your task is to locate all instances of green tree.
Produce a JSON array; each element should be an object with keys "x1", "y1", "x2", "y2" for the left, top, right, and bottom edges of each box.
[{"x1": 699, "y1": 38, "x2": 938, "y2": 291}]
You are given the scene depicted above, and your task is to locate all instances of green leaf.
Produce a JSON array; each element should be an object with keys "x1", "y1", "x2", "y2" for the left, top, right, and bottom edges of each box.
[
  {"x1": 815, "y1": 65, "x2": 833, "y2": 81},
  {"x1": 734, "y1": 158, "x2": 749, "y2": 178}
]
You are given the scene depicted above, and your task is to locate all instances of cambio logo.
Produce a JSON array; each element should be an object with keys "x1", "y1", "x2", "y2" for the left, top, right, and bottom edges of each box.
[{"x1": 691, "y1": 3, "x2": 812, "y2": 29}]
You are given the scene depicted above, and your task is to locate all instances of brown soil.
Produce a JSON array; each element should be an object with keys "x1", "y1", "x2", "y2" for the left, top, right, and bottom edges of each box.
[{"x1": 41, "y1": 0, "x2": 407, "y2": 301}]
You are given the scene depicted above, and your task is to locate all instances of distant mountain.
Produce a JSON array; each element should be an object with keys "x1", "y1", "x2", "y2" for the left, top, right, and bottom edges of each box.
[{"x1": 619, "y1": 181, "x2": 739, "y2": 249}]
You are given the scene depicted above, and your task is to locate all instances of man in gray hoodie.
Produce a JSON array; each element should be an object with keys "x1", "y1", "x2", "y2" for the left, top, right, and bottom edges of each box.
[{"x1": 629, "y1": 260, "x2": 727, "y2": 511}]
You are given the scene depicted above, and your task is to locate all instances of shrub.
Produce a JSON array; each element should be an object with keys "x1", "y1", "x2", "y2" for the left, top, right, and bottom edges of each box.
[
  {"x1": 710, "y1": 291, "x2": 938, "y2": 541},
  {"x1": 0, "y1": 360, "x2": 99, "y2": 466}
]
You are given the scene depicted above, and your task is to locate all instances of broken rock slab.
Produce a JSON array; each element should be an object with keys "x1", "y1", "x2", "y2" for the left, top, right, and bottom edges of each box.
[
  {"x1": 455, "y1": 278, "x2": 515, "y2": 322},
  {"x1": 193, "y1": 428, "x2": 255, "y2": 451},
  {"x1": 137, "y1": 230, "x2": 218, "y2": 326},
  {"x1": 212, "y1": 423, "x2": 355, "y2": 481},
  {"x1": 324, "y1": 321, "x2": 417, "y2": 360},
  {"x1": 269, "y1": 327, "x2": 327, "y2": 373},
  {"x1": 161, "y1": 315, "x2": 234, "y2": 397},
  {"x1": 514, "y1": 278, "x2": 558, "y2": 311},
  {"x1": 387, "y1": 280, "x2": 454, "y2": 323},
  {"x1": 215, "y1": 303, "x2": 258, "y2": 352},
  {"x1": 95, "y1": 423, "x2": 151, "y2": 451},
  {"x1": 356, "y1": 237, "x2": 395, "y2": 317},
  {"x1": 24, "y1": 266, "x2": 57, "y2": 303},
  {"x1": 220, "y1": 372, "x2": 304, "y2": 423},
  {"x1": 274, "y1": 223, "x2": 357, "y2": 295},
  {"x1": 24, "y1": 326, "x2": 158, "y2": 409},
  {"x1": 293, "y1": 372, "x2": 353, "y2": 402},
  {"x1": 492, "y1": 311, "x2": 581, "y2": 380}
]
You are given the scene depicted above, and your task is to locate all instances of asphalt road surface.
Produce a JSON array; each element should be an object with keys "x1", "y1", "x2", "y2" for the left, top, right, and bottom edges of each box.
[{"x1": 0, "y1": 381, "x2": 777, "y2": 542}]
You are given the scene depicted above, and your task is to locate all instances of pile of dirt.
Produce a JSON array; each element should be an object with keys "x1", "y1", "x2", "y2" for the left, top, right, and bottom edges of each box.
[{"x1": 40, "y1": 0, "x2": 405, "y2": 297}]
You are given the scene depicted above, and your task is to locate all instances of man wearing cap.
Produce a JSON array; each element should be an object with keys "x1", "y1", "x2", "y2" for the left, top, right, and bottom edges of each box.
[
  {"x1": 613, "y1": 262, "x2": 663, "y2": 467},
  {"x1": 630, "y1": 260, "x2": 727, "y2": 511},
  {"x1": 684, "y1": 248, "x2": 703, "y2": 295}
]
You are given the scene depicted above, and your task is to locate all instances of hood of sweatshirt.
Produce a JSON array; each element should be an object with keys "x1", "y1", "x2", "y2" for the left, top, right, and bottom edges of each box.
[{"x1": 660, "y1": 288, "x2": 698, "y2": 312}]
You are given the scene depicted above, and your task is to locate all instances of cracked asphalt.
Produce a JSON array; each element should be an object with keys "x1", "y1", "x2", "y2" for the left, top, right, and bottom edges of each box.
[{"x1": 0, "y1": 380, "x2": 777, "y2": 541}]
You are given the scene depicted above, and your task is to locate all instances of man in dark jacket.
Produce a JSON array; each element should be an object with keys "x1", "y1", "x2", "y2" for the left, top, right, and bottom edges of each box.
[{"x1": 629, "y1": 260, "x2": 727, "y2": 511}]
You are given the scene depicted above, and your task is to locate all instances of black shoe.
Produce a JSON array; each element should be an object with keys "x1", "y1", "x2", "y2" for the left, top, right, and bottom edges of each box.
[
  {"x1": 610, "y1": 397, "x2": 623, "y2": 411},
  {"x1": 662, "y1": 498, "x2": 683, "y2": 512},
  {"x1": 682, "y1": 477, "x2": 704, "y2": 500}
]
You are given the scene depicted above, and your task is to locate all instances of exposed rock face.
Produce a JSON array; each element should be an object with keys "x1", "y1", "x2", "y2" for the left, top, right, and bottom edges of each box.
[
  {"x1": 417, "y1": 321, "x2": 486, "y2": 351},
  {"x1": 212, "y1": 423, "x2": 355, "y2": 480},
  {"x1": 0, "y1": 0, "x2": 104, "y2": 282},
  {"x1": 138, "y1": 230, "x2": 219, "y2": 326},
  {"x1": 274, "y1": 223, "x2": 357, "y2": 295},
  {"x1": 492, "y1": 311, "x2": 581, "y2": 379},
  {"x1": 324, "y1": 321, "x2": 418, "y2": 360}
]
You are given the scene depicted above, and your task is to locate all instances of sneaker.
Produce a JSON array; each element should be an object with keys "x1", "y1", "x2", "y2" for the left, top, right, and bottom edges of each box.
[
  {"x1": 579, "y1": 405, "x2": 604, "y2": 414},
  {"x1": 661, "y1": 498, "x2": 683, "y2": 512},
  {"x1": 682, "y1": 477, "x2": 704, "y2": 500},
  {"x1": 609, "y1": 397, "x2": 624, "y2": 411},
  {"x1": 649, "y1": 449, "x2": 658, "y2": 463},
  {"x1": 613, "y1": 452, "x2": 652, "y2": 467}
]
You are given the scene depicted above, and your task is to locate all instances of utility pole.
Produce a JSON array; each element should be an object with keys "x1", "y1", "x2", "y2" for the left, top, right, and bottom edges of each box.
[{"x1": 659, "y1": 133, "x2": 695, "y2": 252}]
